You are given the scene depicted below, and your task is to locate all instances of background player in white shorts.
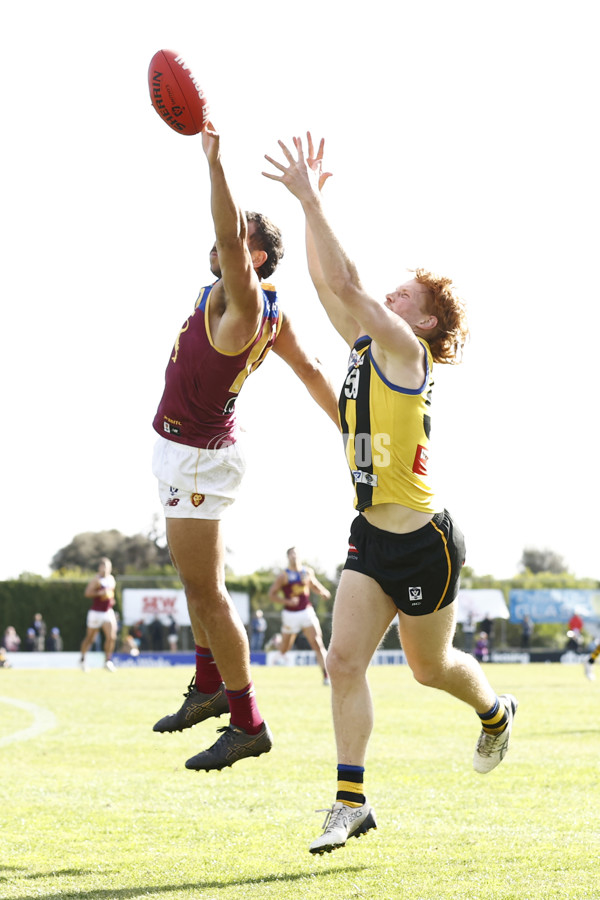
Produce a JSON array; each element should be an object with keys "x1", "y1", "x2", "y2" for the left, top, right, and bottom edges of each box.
[
  {"x1": 79, "y1": 557, "x2": 117, "y2": 672},
  {"x1": 269, "y1": 547, "x2": 331, "y2": 684}
]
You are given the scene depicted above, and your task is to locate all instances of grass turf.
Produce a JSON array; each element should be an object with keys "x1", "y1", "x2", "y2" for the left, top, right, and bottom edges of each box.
[{"x1": 0, "y1": 662, "x2": 598, "y2": 900}]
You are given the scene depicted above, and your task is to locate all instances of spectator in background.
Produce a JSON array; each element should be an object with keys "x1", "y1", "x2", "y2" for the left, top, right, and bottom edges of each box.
[
  {"x1": 31, "y1": 612, "x2": 47, "y2": 651},
  {"x1": 2, "y1": 626, "x2": 21, "y2": 652},
  {"x1": 120, "y1": 634, "x2": 140, "y2": 657},
  {"x1": 46, "y1": 627, "x2": 63, "y2": 652},
  {"x1": 480, "y1": 615, "x2": 494, "y2": 656},
  {"x1": 24, "y1": 628, "x2": 37, "y2": 652},
  {"x1": 568, "y1": 612, "x2": 583, "y2": 639},
  {"x1": 167, "y1": 616, "x2": 179, "y2": 652},
  {"x1": 521, "y1": 615, "x2": 533, "y2": 649},
  {"x1": 150, "y1": 617, "x2": 164, "y2": 651},
  {"x1": 0, "y1": 647, "x2": 11, "y2": 668},
  {"x1": 474, "y1": 632, "x2": 489, "y2": 663},
  {"x1": 462, "y1": 613, "x2": 476, "y2": 653},
  {"x1": 265, "y1": 632, "x2": 283, "y2": 652},
  {"x1": 250, "y1": 610, "x2": 267, "y2": 652},
  {"x1": 129, "y1": 621, "x2": 143, "y2": 648}
]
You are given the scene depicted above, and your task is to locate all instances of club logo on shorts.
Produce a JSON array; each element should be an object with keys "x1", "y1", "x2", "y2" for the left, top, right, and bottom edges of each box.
[
  {"x1": 409, "y1": 586, "x2": 423, "y2": 605},
  {"x1": 191, "y1": 493, "x2": 205, "y2": 507}
]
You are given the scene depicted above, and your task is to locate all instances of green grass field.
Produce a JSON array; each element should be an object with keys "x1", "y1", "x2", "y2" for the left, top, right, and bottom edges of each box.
[{"x1": 0, "y1": 663, "x2": 598, "y2": 900}]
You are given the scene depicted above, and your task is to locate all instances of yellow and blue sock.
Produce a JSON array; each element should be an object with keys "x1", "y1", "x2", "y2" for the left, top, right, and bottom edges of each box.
[
  {"x1": 478, "y1": 697, "x2": 508, "y2": 735},
  {"x1": 336, "y1": 764, "x2": 365, "y2": 808}
]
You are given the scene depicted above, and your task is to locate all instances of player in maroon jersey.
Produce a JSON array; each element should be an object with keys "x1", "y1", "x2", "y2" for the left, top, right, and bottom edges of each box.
[
  {"x1": 79, "y1": 557, "x2": 117, "y2": 673},
  {"x1": 268, "y1": 547, "x2": 331, "y2": 684},
  {"x1": 151, "y1": 123, "x2": 339, "y2": 772}
]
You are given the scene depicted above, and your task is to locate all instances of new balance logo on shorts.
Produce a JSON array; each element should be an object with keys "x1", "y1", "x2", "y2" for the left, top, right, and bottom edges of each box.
[{"x1": 409, "y1": 586, "x2": 423, "y2": 606}]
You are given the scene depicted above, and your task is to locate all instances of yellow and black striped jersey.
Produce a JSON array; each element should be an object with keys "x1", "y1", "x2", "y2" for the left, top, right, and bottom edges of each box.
[{"x1": 338, "y1": 335, "x2": 436, "y2": 514}]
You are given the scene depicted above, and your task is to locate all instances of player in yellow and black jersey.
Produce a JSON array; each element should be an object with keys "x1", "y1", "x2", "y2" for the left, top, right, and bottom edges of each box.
[{"x1": 265, "y1": 133, "x2": 518, "y2": 854}]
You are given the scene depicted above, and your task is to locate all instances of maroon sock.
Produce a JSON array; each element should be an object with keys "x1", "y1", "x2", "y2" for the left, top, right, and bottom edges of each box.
[
  {"x1": 194, "y1": 646, "x2": 223, "y2": 694},
  {"x1": 225, "y1": 682, "x2": 263, "y2": 734}
]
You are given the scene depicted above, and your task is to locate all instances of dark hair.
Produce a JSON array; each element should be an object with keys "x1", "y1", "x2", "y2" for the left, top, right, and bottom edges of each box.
[{"x1": 245, "y1": 211, "x2": 284, "y2": 280}]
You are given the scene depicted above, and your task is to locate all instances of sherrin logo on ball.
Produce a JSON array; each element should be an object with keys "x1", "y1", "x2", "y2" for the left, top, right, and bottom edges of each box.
[{"x1": 148, "y1": 49, "x2": 210, "y2": 135}]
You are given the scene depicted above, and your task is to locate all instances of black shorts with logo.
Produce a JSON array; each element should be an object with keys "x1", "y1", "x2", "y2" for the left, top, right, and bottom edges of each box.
[{"x1": 343, "y1": 509, "x2": 466, "y2": 616}]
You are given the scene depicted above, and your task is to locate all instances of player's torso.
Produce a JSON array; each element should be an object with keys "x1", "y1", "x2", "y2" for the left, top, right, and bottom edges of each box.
[
  {"x1": 283, "y1": 567, "x2": 311, "y2": 610},
  {"x1": 153, "y1": 283, "x2": 280, "y2": 448},
  {"x1": 339, "y1": 336, "x2": 436, "y2": 514}
]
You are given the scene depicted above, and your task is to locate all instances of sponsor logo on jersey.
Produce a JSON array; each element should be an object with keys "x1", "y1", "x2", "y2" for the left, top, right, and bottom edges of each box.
[
  {"x1": 352, "y1": 470, "x2": 379, "y2": 486},
  {"x1": 412, "y1": 444, "x2": 429, "y2": 476}
]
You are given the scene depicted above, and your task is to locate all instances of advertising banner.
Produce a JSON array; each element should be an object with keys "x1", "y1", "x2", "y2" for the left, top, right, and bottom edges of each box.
[
  {"x1": 509, "y1": 589, "x2": 600, "y2": 624},
  {"x1": 122, "y1": 589, "x2": 250, "y2": 626}
]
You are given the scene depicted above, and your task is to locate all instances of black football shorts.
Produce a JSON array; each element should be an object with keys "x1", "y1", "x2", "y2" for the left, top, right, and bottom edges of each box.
[{"x1": 343, "y1": 509, "x2": 466, "y2": 616}]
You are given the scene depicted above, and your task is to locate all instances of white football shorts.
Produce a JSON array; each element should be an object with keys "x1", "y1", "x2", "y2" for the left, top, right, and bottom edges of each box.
[
  {"x1": 86, "y1": 608, "x2": 118, "y2": 631},
  {"x1": 152, "y1": 435, "x2": 246, "y2": 520},
  {"x1": 281, "y1": 605, "x2": 320, "y2": 635}
]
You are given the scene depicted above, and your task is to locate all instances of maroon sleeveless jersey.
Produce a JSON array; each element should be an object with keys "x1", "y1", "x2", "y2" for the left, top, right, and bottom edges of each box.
[
  {"x1": 282, "y1": 567, "x2": 311, "y2": 611},
  {"x1": 153, "y1": 283, "x2": 281, "y2": 448}
]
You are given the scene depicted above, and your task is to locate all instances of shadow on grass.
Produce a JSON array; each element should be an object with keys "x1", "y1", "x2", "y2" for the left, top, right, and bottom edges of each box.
[
  {"x1": 7, "y1": 865, "x2": 369, "y2": 899},
  {"x1": 2, "y1": 868, "x2": 97, "y2": 882}
]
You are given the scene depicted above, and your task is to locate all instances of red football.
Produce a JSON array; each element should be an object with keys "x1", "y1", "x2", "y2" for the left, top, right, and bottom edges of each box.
[{"x1": 148, "y1": 49, "x2": 210, "y2": 136}]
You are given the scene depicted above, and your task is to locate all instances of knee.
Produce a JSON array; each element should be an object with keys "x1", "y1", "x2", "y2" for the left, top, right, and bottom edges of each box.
[
  {"x1": 326, "y1": 645, "x2": 364, "y2": 683},
  {"x1": 410, "y1": 658, "x2": 446, "y2": 689}
]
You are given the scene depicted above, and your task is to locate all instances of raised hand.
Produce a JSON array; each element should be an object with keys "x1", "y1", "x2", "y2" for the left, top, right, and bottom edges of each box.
[
  {"x1": 263, "y1": 135, "x2": 324, "y2": 202},
  {"x1": 201, "y1": 121, "x2": 221, "y2": 165},
  {"x1": 306, "y1": 132, "x2": 332, "y2": 192}
]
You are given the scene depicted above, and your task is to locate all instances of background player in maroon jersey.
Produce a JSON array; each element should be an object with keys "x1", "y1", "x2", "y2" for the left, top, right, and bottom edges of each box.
[
  {"x1": 79, "y1": 557, "x2": 117, "y2": 673},
  {"x1": 151, "y1": 123, "x2": 339, "y2": 772},
  {"x1": 268, "y1": 546, "x2": 331, "y2": 684}
]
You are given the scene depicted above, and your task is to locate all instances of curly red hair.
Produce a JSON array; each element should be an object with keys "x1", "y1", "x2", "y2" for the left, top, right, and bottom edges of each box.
[{"x1": 414, "y1": 268, "x2": 469, "y2": 364}]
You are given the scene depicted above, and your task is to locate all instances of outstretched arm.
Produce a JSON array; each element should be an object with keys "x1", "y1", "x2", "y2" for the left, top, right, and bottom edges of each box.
[
  {"x1": 202, "y1": 125, "x2": 263, "y2": 321},
  {"x1": 302, "y1": 137, "x2": 361, "y2": 347},
  {"x1": 263, "y1": 135, "x2": 422, "y2": 364},
  {"x1": 307, "y1": 568, "x2": 331, "y2": 600},
  {"x1": 272, "y1": 313, "x2": 340, "y2": 429}
]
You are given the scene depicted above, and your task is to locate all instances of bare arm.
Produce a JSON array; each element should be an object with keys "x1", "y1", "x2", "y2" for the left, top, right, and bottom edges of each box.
[
  {"x1": 264, "y1": 135, "x2": 423, "y2": 366},
  {"x1": 272, "y1": 313, "x2": 340, "y2": 429},
  {"x1": 305, "y1": 220, "x2": 361, "y2": 347},
  {"x1": 268, "y1": 573, "x2": 288, "y2": 603},
  {"x1": 84, "y1": 577, "x2": 101, "y2": 600},
  {"x1": 303, "y1": 137, "x2": 361, "y2": 347},
  {"x1": 307, "y1": 568, "x2": 331, "y2": 600},
  {"x1": 202, "y1": 126, "x2": 263, "y2": 327}
]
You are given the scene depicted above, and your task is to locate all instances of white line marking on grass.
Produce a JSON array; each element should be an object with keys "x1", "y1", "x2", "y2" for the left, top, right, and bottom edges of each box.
[{"x1": 0, "y1": 696, "x2": 57, "y2": 747}]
